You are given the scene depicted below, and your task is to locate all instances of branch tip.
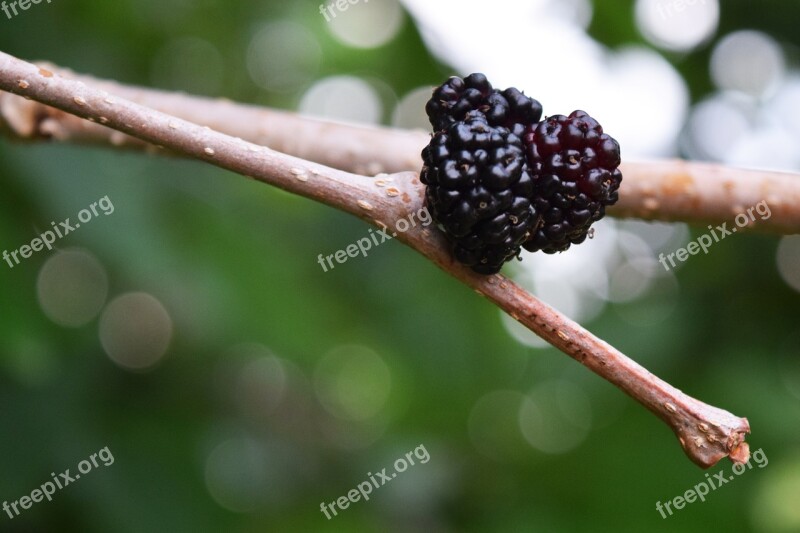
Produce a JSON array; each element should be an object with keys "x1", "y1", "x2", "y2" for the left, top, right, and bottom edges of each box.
[{"x1": 0, "y1": 50, "x2": 760, "y2": 468}]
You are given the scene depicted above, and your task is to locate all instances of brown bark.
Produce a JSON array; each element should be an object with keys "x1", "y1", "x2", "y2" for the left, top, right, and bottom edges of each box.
[
  {"x1": 2, "y1": 63, "x2": 799, "y2": 233},
  {"x1": 0, "y1": 51, "x2": 752, "y2": 467}
]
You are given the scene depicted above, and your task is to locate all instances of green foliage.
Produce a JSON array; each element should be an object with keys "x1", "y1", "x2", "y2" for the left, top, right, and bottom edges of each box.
[{"x1": 0, "y1": 1, "x2": 798, "y2": 531}]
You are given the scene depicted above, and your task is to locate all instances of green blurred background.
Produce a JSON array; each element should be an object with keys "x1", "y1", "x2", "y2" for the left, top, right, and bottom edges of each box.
[{"x1": 1, "y1": 0, "x2": 799, "y2": 531}]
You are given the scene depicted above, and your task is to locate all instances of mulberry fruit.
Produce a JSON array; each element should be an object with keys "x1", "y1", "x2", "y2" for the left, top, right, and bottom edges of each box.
[
  {"x1": 421, "y1": 74, "x2": 622, "y2": 273},
  {"x1": 421, "y1": 114, "x2": 537, "y2": 274},
  {"x1": 522, "y1": 110, "x2": 622, "y2": 254}
]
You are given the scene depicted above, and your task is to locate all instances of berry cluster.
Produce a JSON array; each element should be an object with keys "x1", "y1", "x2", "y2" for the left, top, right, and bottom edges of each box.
[{"x1": 420, "y1": 73, "x2": 622, "y2": 274}]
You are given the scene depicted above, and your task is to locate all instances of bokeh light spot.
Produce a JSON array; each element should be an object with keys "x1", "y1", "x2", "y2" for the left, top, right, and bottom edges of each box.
[
  {"x1": 609, "y1": 231, "x2": 660, "y2": 303},
  {"x1": 205, "y1": 437, "x2": 266, "y2": 513},
  {"x1": 776, "y1": 236, "x2": 800, "y2": 293},
  {"x1": 326, "y1": 0, "x2": 404, "y2": 49},
  {"x1": 711, "y1": 31, "x2": 785, "y2": 98},
  {"x1": 635, "y1": 0, "x2": 719, "y2": 52},
  {"x1": 299, "y1": 76, "x2": 382, "y2": 124},
  {"x1": 247, "y1": 21, "x2": 322, "y2": 93},
  {"x1": 468, "y1": 390, "x2": 529, "y2": 461},
  {"x1": 684, "y1": 94, "x2": 752, "y2": 162},
  {"x1": 392, "y1": 86, "x2": 433, "y2": 130},
  {"x1": 769, "y1": 78, "x2": 800, "y2": 138},
  {"x1": 99, "y1": 292, "x2": 172, "y2": 371},
  {"x1": 614, "y1": 272, "x2": 679, "y2": 327},
  {"x1": 234, "y1": 346, "x2": 288, "y2": 418},
  {"x1": 750, "y1": 450, "x2": 800, "y2": 532},
  {"x1": 609, "y1": 260, "x2": 656, "y2": 303},
  {"x1": 37, "y1": 249, "x2": 108, "y2": 328},
  {"x1": 518, "y1": 380, "x2": 592, "y2": 454},
  {"x1": 547, "y1": 0, "x2": 593, "y2": 30},
  {"x1": 313, "y1": 345, "x2": 391, "y2": 421},
  {"x1": 618, "y1": 219, "x2": 691, "y2": 255}
]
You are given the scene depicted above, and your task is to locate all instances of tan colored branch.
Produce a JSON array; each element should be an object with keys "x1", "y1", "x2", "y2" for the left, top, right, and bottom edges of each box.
[
  {"x1": 0, "y1": 51, "x2": 751, "y2": 468},
  {"x1": 0, "y1": 62, "x2": 426, "y2": 174},
  {"x1": 2, "y1": 63, "x2": 799, "y2": 233},
  {"x1": 612, "y1": 160, "x2": 800, "y2": 233}
]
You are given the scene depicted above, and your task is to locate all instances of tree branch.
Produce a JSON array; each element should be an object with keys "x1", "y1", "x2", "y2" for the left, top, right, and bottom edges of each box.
[
  {"x1": 0, "y1": 51, "x2": 751, "y2": 468},
  {"x1": 2, "y1": 63, "x2": 799, "y2": 233}
]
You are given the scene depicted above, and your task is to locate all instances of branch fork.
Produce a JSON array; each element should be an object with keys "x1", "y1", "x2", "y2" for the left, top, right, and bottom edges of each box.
[{"x1": 0, "y1": 51, "x2": 759, "y2": 468}]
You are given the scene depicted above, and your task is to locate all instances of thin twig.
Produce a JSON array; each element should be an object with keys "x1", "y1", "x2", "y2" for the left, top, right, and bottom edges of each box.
[
  {"x1": 0, "y1": 51, "x2": 751, "y2": 468},
  {"x1": 2, "y1": 63, "x2": 799, "y2": 233}
]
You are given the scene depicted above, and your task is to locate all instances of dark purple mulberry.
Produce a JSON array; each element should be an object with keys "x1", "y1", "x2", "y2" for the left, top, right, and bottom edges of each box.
[
  {"x1": 522, "y1": 110, "x2": 622, "y2": 254},
  {"x1": 421, "y1": 114, "x2": 537, "y2": 274},
  {"x1": 421, "y1": 74, "x2": 622, "y2": 273}
]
